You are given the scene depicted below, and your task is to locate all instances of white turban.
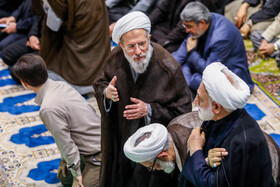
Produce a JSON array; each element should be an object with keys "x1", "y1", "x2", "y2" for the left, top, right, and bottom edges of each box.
[
  {"x1": 123, "y1": 123, "x2": 168, "y2": 163},
  {"x1": 202, "y1": 62, "x2": 250, "y2": 110},
  {"x1": 112, "y1": 11, "x2": 151, "y2": 44}
]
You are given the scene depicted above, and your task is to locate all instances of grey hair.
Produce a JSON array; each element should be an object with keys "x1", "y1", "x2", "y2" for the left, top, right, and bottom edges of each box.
[{"x1": 180, "y1": 2, "x2": 211, "y2": 24}]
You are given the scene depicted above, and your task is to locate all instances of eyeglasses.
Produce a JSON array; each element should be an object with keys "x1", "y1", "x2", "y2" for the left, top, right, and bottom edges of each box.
[
  {"x1": 123, "y1": 41, "x2": 148, "y2": 53},
  {"x1": 147, "y1": 158, "x2": 157, "y2": 171}
]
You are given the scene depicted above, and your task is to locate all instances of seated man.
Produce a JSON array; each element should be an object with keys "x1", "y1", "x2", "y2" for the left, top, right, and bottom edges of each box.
[
  {"x1": 0, "y1": 0, "x2": 34, "y2": 51},
  {"x1": 172, "y1": 2, "x2": 254, "y2": 95},
  {"x1": 93, "y1": 11, "x2": 192, "y2": 187},
  {"x1": 182, "y1": 62, "x2": 275, "y2": 186},
  {"x1": 2, "y1": 15, "x2": 42, "y2": 83},
  {"x1": 13, "y1": 54, "x2": 101, "y2": 187},
  {"x1": 149, "y1": 0, "x2": 216, "y2": 53},
  {"x1": 250, "y1": 12, "x2": 280, "y2": 67},
  {"x1": 0, "y1": 0, "x2": 22, "y2": 18},
  {"x1": 225, "y1": 0, "x2": 280, "y2": 38}
]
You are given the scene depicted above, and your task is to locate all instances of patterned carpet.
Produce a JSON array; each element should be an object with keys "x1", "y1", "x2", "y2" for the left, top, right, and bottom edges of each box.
[{"x1": 0, "y1": 46, "x2": 280, "y2": 186}]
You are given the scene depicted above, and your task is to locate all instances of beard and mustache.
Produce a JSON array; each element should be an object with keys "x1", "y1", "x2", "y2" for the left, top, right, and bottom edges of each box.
[
  {"x1": 123, "y1": 43, "x2": 153, "y2": 74},
  {"x1": 198, "y1": 100, "x2": 214, "y2": 121}
]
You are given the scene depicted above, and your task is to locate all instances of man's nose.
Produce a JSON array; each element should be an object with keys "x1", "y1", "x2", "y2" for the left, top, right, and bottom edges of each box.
[{"x1": 134, "y1": 45, "x2": 142, "y2": 54}]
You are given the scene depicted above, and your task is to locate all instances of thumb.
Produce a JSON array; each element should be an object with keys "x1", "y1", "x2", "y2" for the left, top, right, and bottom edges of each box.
[
  {"x1": 130, "y1": 97, "x2": 140, "y2": 103},
  {"x1": 109, "y1": 76, "x2": 117, "y2": 86}
]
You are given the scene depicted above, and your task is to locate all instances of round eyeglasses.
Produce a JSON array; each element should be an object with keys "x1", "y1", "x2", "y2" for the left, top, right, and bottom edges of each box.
[{"x1": 124, "y1": 41, "x2": 148, "y2": 53}]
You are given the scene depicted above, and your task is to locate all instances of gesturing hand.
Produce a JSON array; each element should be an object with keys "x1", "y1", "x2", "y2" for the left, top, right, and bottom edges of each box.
[
  {"x1": 105, "y1": 76, "x2": 119, "y2": 102},
  {"x1": 207, "y1": 148, "x2": 228, "y2": 168},
  {"x1": 123, "y1": 97, "x2": 147, "y2": 120},
  {"x1": 188, "y1": 127, "x2": 205, "y2": 156}
]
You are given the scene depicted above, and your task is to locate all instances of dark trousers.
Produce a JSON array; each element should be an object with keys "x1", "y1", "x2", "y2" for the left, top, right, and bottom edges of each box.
[
  {"x1": 0, "y1": 9, "x2": 12, "y2": 18},
  {"x1": 0, "y1": 32, "x2": 26, "y2": 51},
  {"x1": 58, "y1": 153, "x2": 101, "y2": 187},
  {"x1": 2, "y1": 37, "x2": 38, "y2": 83}
]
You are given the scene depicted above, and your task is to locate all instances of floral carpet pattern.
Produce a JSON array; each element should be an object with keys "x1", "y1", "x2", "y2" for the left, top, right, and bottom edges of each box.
[{"x1": 0, "y1": 41, "x2": 280, "y2": 186}]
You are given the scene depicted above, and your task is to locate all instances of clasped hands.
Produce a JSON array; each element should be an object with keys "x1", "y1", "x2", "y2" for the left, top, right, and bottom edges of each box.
[{"x1": 105, "y1": 76, "x2": 148, "y2": 120}]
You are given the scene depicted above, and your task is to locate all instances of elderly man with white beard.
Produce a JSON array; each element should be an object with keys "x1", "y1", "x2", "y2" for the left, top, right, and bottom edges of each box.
[
  {"x1": 180, "y1": 62, "x2": 275, "y2": 187},
  {"x1": 93, "y1": 11, "x2": 192, "y2": 187}
]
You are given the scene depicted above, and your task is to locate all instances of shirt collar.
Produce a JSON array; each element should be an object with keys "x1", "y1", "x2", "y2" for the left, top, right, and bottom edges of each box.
[{"x1": 34, "y1": 79, "x2": 53, "y2": 105}]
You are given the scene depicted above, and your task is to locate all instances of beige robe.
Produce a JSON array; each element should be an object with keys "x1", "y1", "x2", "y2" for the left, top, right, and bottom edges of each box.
[{"x1": 32, "y1": 0, "x2": 111, "y2": 86}]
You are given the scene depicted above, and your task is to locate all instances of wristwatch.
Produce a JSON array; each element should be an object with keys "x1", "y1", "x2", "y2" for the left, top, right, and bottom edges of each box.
[{"x1": 274, "y1": 43, "x2": 279, "y2": 51}]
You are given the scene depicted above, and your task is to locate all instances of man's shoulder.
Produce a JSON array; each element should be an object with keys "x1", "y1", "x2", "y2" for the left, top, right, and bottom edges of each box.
[{"x1": 152, "y1": 42, "x2": 181, "y2": 71}]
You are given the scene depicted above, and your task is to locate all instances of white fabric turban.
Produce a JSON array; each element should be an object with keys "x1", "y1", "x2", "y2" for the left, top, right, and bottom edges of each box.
[
  {"x1": 123, "y1": 123, "x2": 168, "y2": 163},
  {"x1": 112, "y1": 11, "x2": 151, "y2": 44},
  {"x1": 202, "y1": 62, "x2": 250, "y2": 110}
]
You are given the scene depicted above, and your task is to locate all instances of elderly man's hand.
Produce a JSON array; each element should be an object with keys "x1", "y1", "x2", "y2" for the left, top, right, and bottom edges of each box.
[
  {"x1": 123, "y1": 97, "x2": 147, "y2": 120},
  {"x1": 188, "y1": 127, "x2": 205, "y2": 156},
  {"x1": 186, "y1": 36, "x2": 198, "y2": 52},
  {"x1": 207, "y1": 148, "x2": 228, "y2": 168},
  {"x1": 105, "y1": 76, "x2": 119, "y2": 102}
]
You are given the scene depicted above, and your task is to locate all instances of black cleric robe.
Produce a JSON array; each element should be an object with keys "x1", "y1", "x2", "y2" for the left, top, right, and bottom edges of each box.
[
  {"x1": 93, "y1": 42, "x2": 192, "y2": 187},
  {"x1": 181, "y1": 109, "x2": 276, "y2": 187}
]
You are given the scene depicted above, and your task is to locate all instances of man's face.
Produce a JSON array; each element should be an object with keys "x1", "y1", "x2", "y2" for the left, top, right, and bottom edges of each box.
[
  {"x1": 141, "y1": 158, "x2": 176, "y2": 174},
  {"x1": 194, "y1": 82, "x2": 214, "y2": 121},
  {"x1": 182, "y1": 20, "x2": 205, "y2": 39},
  {"x1": 120, "y1": 29, "x2": 150, "y2": 62},
  {"x1": 120, "y1": 29, "x2": 152, "y2": 73}
]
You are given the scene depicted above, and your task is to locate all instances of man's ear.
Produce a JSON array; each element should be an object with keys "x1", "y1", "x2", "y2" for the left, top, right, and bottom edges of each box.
[
  {"x1": 157, "y1": 151, "x2": 168, "y2": 160},
  {"x1": 20, "y1": 80, "x2": 30, "y2": 89},
  {"x1": 212, "y1": 102, "x2": 222, "y2": 115},
  {"x1": 149, "y1": 34, "x2": 151, "y2": 40}
]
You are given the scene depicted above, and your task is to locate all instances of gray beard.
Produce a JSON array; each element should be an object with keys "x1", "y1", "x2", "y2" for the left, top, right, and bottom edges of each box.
[
  {"x1": 123, "y1": 44, "x2": 153, "y2": 74},
  {"x1": 157, "y1": 159, "x2": 176, "y2": 174}
]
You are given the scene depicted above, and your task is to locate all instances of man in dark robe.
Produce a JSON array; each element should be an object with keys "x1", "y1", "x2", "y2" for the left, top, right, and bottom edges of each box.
[
  {"x1": 123, "y1": 112, "x2": 201, "y2": 179},
  {"x1": 93, "y1": 11, "x2": 192, "y2": 187},
  {"x1": 31, "y1": 0, "x2": 111, "y2": 88},
  {"x1": 182, "y1": 62, "x2": 275, "y2": 187}
]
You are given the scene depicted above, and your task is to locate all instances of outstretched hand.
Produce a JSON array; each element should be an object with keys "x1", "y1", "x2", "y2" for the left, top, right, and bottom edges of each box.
[
  {"x1": 105, "y1": 76, "x2": 119, "y2": 102},
  {"x1": 123, "y1": 97, "x2": 147, "y2": 120}
]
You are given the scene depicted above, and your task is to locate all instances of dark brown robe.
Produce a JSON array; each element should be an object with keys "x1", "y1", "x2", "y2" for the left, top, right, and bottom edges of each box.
[
  {"x1": 93, "y1": 43, "x2": 192, "y2": 187},
  {"x1": 32, "y1": 0, "x2": 111, "y2": 86}
]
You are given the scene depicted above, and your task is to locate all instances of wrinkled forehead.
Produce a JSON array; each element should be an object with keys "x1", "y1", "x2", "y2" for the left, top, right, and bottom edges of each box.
[{"x1": 121, "y1": 29, "x2": 148, "y2": 44}]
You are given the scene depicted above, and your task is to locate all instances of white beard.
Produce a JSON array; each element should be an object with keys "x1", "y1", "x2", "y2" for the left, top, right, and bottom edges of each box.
[
  {"x1": 198, "y1": 102, "x2": 214, "y2": 121},
  {"x1": 123, "y1": 44, "x2": 153, "y2": 74},
  {"x1": 157, "y1": 159, "x2": 175, "y2": 174}
]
